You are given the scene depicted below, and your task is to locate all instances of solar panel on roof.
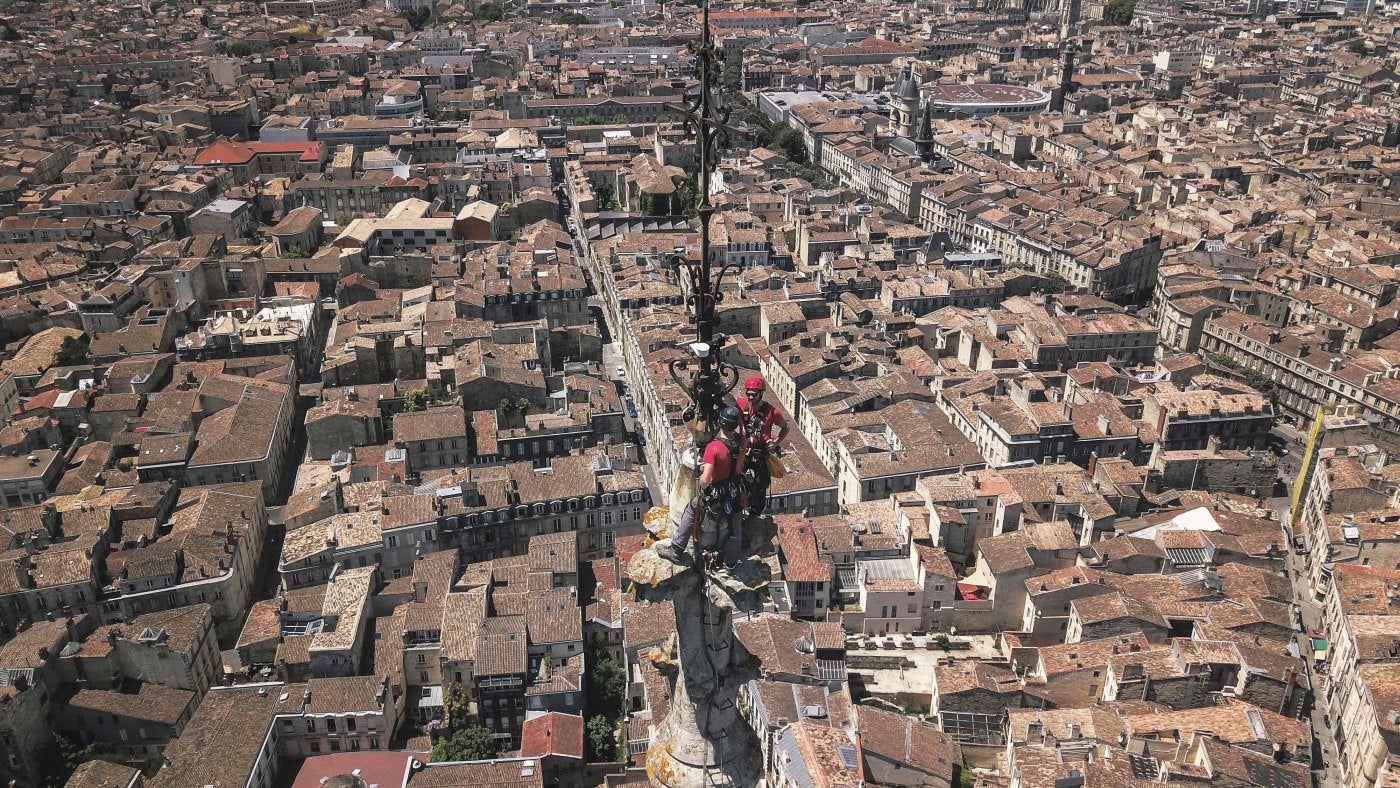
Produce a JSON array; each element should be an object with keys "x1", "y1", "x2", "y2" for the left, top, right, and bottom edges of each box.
[
  {"x1": 1245, "y1": 708, "x2": 1269, "y2": 739},
  {"x1": 1127, "y1": 754, "x2": 1158, "y2": 779},
  {"x1": 837, "y1": 745, "x2": 859, "y2": 769}
]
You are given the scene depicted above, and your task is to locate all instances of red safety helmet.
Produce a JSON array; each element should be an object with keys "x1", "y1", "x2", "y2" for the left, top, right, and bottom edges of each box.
[{"x1": 744, "y1": 376, "x2": 766, "y2": 393}]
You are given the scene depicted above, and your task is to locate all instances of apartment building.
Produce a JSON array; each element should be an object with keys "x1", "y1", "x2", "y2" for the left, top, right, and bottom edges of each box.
[
  {"x1": 1202, "y1": 310, "x2": 1400, "y2": 429},
  {"x1": 1140, "y1": 386, "x2": 1275, "y2": 451},
  {"x1": 1320, "y1": 565, "x2": 1400, "y2": 788},
  {"x1": 58, "y1": 604, "x2": 223, "y2": 694},
  {"x1": 279, "y1": 499, "x2": 438, "y2": 588},
  {"x1": 394, "y1": 405, "x2": 469, "y2": 474},
  {"x1": 1296, "y1": 445, "x2": 1396, "y2": 597}
]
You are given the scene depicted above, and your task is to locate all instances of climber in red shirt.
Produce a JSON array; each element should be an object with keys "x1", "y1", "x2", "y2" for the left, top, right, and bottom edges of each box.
[{"x1": 735, "y1": 375, "x2": 789, "y2": 516}]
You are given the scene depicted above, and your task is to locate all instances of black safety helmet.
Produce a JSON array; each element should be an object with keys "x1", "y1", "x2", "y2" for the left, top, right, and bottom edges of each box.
[{"x1": 716, "y1": 405, "x2": 742, "y2": 430}]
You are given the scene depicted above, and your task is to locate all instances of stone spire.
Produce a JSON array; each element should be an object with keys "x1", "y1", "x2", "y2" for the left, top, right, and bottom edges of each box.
[
  {"x1": 915, "y1": 99, "x2": 935, "y2": 162},
  {"x1": 630, "y1": 502, "x2": 775, "y2": 787}
]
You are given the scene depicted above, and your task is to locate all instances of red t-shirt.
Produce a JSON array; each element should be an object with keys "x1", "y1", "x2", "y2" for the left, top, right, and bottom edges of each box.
[
  {"x1": 702, "y1": 437, "x2": 742, "y2": 479},
  {"x1": 736, "y1": 396, "x2": 785, "y2": 449}
]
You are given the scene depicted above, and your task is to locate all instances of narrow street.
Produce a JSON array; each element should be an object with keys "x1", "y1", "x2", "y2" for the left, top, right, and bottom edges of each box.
[
  {"x1": 588, "y1": 276, "x2": 664, "y2": 507},
  {"x1": 1282, "y1": 498, "x2": 1343, "y2": 788}
]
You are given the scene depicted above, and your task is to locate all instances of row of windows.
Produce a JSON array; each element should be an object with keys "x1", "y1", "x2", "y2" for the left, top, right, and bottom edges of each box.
[
  {"x1": 386, "y1": 229, "x2": 450, "y2": 239},
  {"x1": 285, "y1": 716, "x2": 367, "y2": 734},
  {"x1": 307, "y1": 738, "x2": 379, "y2": 754},
  {"x1": 484, "y1": 289, "x2": 582, "y2": 303},
  {"x1": 466, "y1": 490, "x2": 647, "y2": 524}
]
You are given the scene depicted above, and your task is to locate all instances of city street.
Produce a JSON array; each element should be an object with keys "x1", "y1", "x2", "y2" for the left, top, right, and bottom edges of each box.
[
  {"x1": 1282, "y1": 498, "x2": 1344, "y2": 788},
  {"x1": 591, "y1": 287, "x2": 665, "y2": 506}
]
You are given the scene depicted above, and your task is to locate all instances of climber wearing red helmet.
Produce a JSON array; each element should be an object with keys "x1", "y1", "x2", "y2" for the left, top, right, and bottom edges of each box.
[{"x1": 735, "y1": 375, "x2": 789, "y2": 516}]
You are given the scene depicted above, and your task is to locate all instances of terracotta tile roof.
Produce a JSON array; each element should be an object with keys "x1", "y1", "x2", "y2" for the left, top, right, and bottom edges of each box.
[
  {"x1": 394, "y1": 405, "x2": 467, "y2": 443},
  {"x1": 520, "y1": 711, "x2": 584, "y2": 760},
  {"x1": 776, "y1": 517, "x2": 832, "y2": 583},
  {"x1": 1072, "y1": 591, "x2": 1169, "y2": 628},
  {"x1": 623, "y1": 599, "x2": 674, "y2": 650},
  {"x1": 290, "y1": 751, "x2": 427, "y2": 788},
  {"x1": 856, "y1": 705, "x2": 960, "y2": 781},
  {"x1": 786, "y1": 722, "x2": 862, "y2": 788},
  {"x1": 525, "y1": 589, "x2": 582, "y2": 646},
  {"x1": 87, "y1": 603, "x2": 212, "y2": 655},
  {"x1": 1037, "y1": 633, "x2": 1152, "y2": 677},
  {"x1": 66, "y1": 683, "x2": 194, "y2": 725},
  {"x1": 407, "y1": 760, "x2": 543, "y2": 788},
  {"x1": 147, "y1": 685, "x2": 281, "y2": 788},
  {"x1": 527, "y1": 531, "x2": 577, "y2": 575},
  {"x1": 475, "y1": 615, "x2": 527, "y2": 676},
  {"x1": 64, "y1": 761, "x2": 142, "y2": 788},
  {"x1": 1126, "y1": 701, "x2": 1309, "y2": 751},
  {"x1": 30, "y1": 546, "x2": 93, "y2": 588},
  {"x1": 736, "y1": 615, "x2": 834, "y2": 681},
  {"x1": 305, "y1": 675, "x2": 385, "y2": 714}
]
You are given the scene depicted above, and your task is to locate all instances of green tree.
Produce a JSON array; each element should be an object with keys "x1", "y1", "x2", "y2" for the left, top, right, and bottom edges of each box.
[
  {"x1": 1102, "y1": 0, "x2": 1136, "y2": 24},
  {"x1": 404, "y1": 388, "x2": 430, "y2": 412},
  {"x1": 431, "y1": 725, "x2": 497, "y2": 762},
  {"x1": 585, "y1": 714, "x2": 618, "y2": 762},
  {"x1": 1210, "y1": 354, "x2": 1280, "y2": 406},
  {"x1": 498, "y1": 397, "x2": 531, "y2": 427},
  {"x1": 1348, "y1": 40, "x2": 1368, "y2": 55},
  {"x1": 1209, "y1": 353, "x2": 1239, "y2": 370},
  {"x1": 1242, "y1": 368, "x2": 1281, "y2": 406},
  {"x1": 586, "y1": 651, "x2": 627, "y2": 719},
  {"x1": 674, "y1": 175, "x2": 699, "y2": 216},
  {"x1": 442, "y1": 683, "x2": 471, "y2": 728},
  {"x1": 722, "y1": 51, "x2": 743, "y2": 94},
  {"x1": 401, "y1": 6, "x2": 431, "y2": 30},
  {"x1": 1041, "y1": 272, "x2": 1070, "y2": 295},
  {"x1": 39, "y1": 735, "x2": 163, "y2": 787},
  {"x1": 594, "y1": 181, "x2": 618, "y2": 211},
  {"x1": 641, "y1": 191, "x2": 673, "y2": 216},
  {"x1": 578, "y1": 113, "x2": 607, "y2": 126},
  {"x1": 223, "y1": 39, "x2": 271, "y2": 57},
  {"x1": 558, "y1": 10, "x2": 589, "y2": 24},
  {"x1": 474, "y1": 2, "x2": 504, "y2": 21},
  {"x1": 53, "y1": 334, "x2": 89, "y2": 367},
  {"x1": 772, "y1": 127, "x2": 808, "y2": 164}
]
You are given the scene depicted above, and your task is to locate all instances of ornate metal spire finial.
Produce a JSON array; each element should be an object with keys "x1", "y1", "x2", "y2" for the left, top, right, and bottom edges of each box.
[{"x1": 664, "y1": 0, "x2": 746, "y2": 434}]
